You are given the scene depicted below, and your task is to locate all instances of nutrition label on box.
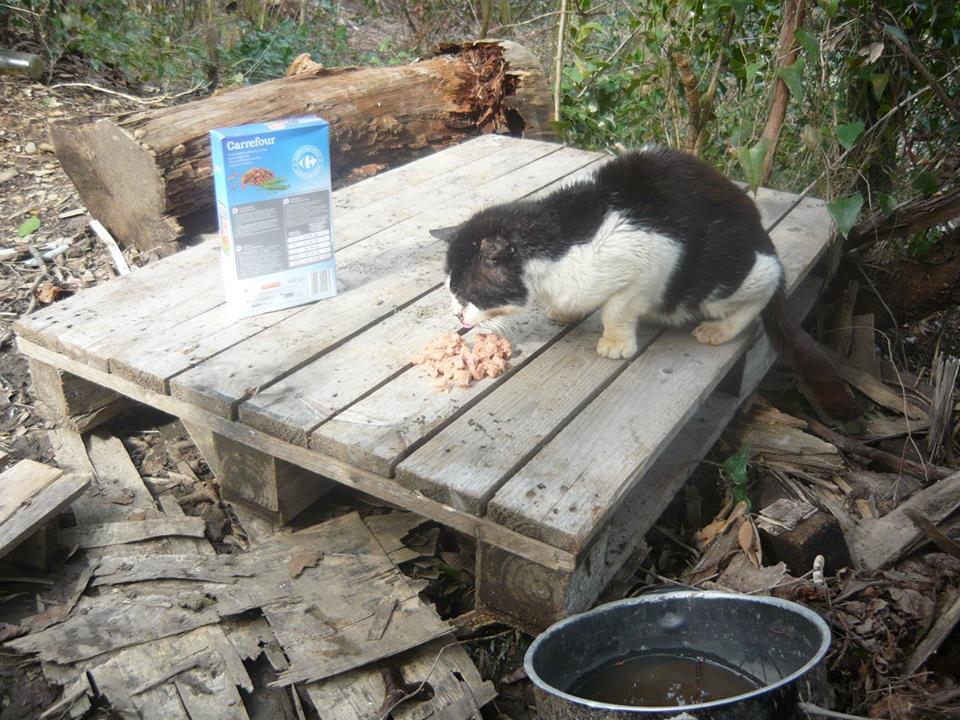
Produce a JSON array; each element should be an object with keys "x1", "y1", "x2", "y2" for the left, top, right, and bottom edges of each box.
[{"x1": 283, "y1": 191, "x2": 332, "y2": 268}]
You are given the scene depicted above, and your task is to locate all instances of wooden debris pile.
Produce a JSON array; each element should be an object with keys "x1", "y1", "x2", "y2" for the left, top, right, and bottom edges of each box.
[
  {"x1": 1, "y1": 427, "x2": 495, "y2": 720},
  {"x1": 676, "y1": 321, "x2": 960, "y2": 719}
]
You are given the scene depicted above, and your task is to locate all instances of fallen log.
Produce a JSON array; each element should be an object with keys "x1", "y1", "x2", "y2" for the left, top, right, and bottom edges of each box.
[{"x1": 49, "y1": 40, "x2": 552, "y2": 253}]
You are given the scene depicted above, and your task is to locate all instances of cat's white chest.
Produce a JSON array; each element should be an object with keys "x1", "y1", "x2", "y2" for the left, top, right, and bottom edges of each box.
[{"x1": 522, "y1": 211, "x2": 683, "y2": 315}]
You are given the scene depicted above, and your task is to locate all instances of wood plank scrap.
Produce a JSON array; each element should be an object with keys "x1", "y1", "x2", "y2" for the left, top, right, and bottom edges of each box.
[
  {"x1": 305, "y1": 637, "x2": 496, "y2": 720},
  {"x1": 848, "y1": 470, "x2": 960, "y2": 571},
  {"x1": 7, "y1": 506, "x2": 489, "y2": 719},
  {"x1": 0, "y1": 459, "x2": 89, "y2": 562}
]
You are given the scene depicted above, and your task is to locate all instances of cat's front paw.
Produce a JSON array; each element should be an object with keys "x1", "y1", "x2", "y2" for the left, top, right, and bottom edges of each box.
[
  {"x1": 692, "y1": 321, "x2": 738, "y2": 345},
  {"x1": 596, "y1": 334, "x2": 637, "y2": 359},
  {"x1": 544, "y1": 306, "x2": 584, "y2": 325}
]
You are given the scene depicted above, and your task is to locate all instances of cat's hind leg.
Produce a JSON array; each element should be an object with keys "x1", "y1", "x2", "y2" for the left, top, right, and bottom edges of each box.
[
  {"x1": 692, "y1": 252, "x2": 781, "y2": 345},
  {"x1": 597, "y1": 290, "x2": 647, "y2": 359}
]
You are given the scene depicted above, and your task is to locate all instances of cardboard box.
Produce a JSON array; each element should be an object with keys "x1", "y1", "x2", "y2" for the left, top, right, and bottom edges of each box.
[{"x1": 210, "y1": 116, "x2": 336, "y2": 318}]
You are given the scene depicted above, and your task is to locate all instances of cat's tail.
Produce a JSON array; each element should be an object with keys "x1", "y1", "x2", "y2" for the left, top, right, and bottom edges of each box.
[{"x1": 761, "y1": 284, "x2": 863, "y2": 421}]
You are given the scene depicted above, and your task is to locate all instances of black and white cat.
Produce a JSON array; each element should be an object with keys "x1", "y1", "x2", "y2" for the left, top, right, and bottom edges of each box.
[{"x1": 439, "y1": 145, "x2": 860, "y2": 419}]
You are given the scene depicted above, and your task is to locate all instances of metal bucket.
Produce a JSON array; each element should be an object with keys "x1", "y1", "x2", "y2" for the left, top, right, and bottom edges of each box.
[{"x1": 524, "y1": 590, "x2": 831, "y2": 720}]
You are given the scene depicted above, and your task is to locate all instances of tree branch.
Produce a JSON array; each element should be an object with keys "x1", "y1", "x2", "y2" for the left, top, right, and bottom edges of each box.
[
  {"x1": 881, "y1": 22, "x2": 960, "y2": 126},
  {"x1": 759, "y1": 0, "x2": 806, "y2": 185},
  {"x1": 553, "y1": 0, "x2": 569, "y2": 122}
]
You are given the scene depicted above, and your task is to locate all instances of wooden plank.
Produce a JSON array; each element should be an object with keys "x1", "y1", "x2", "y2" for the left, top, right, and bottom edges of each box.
[
  {"x1": 7, "y1": 589, "x2": 222, "y2": 664},
  {"x1": 87, "y1": 626, "x2": 250, "y2": 720},
  {"x1": 305, "y1": 637, "x2": 496, "y2": 720},
  {"x1": 104, "y1": 140, "x2": 535, "y2": 395},
  {"x1": 332, "y1": 136, "x2": 559, "y2": 243},
  {"x1": 0, "y1": 461, "x2": 88, "y2": 560},
  {"x1": 486, "y1": 197, "x2": 833, "y2": 554},
  {"x1": 252, "y1": 514, "x2": 452, "y2": 686},
  {"x1": 0, "y1": 460, "x2": 65, "y2": 529},
  {"x1": 848, "y1": 470, "x2": 960, "y2": 571},
  {"x1": 13, "y1": 238, "x2": 218, "y2": 353},
  {"x1": 330, "y1": 133, "x2": 513, "y2": 215},
  {"x1": 312, "y1": 308, "x2": 566, "y2": 478},
  {"x1": 395, "y1": 316, "x2": 661, "y2": 513},
  {"x1": 92, "y1": 553, "x2": 253, "y2": 585},
  {"x1": 13, "y1": 137, "x2": 522, "y2": 365},
  {"x1": 170, "y1": 145, "x2": 601, "y2": 419},
  {"x1": 17, "y1": 338, "x2": 577, "y2": 573},
  {"x1": 84, "y1": 433, "x2": 157, "y2": 512},
  {"x1": 59, "y1": 517, "x2": 206, "y2": 548},
  {"x1": 238, "y1": 289, "x2": 462, "y2": 445}
]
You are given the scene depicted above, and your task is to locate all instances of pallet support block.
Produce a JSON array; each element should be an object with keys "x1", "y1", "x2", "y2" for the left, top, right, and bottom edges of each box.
[
  {"x1": 475, "y1": 348, "x2": 765, "y2": 629},
  {"x1": 28, "y1": 358, "x2": 127, "y2": 432},
  {"x1": 183, "y1": 422, "x2": 333, "y2": 523}
]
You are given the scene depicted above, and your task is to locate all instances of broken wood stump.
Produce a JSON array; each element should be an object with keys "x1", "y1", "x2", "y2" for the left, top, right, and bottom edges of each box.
[
  {"x1": 49, "y1": 40, "x2": 553, "y2": 252},
  {"x1": 756, "y1": 498, "x2": 851, "y2": 575},
  {"x1": 183, "y1": 422, "x2": 333, "y2": 523},
  {"x1": 28, "y1": 358, "x2": 127, "y2": 433}
]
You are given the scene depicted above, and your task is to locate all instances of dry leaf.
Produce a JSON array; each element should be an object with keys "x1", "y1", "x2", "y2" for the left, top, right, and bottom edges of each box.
[
  {"x1": 738, "y1": 517, "x2": 762, "y2": 567},
  {"x1": 35, "y1": 281, "x2": 63, "y2": 304},
  {"x1": 288, "y1": 548, "x2": 324, "y2": 578}
]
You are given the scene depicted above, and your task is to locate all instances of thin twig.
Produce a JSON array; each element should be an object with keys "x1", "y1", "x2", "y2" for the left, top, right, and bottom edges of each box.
[
  {"x1": 879, "y1": 20, "x2": 960, "y2": 125},
  {"x1": 49, "y1": 82, "x2": 203, "y2": 106},
  {"x1": 798, "y1": 702, "x2": 875, "y2": 720},
  {"x1": 552, "y1": 0, "x2": 569, "y2": 123}
]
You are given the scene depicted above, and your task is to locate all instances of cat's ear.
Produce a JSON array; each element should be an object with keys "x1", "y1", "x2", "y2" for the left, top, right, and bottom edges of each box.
[
  {"x1": 479, "y1": 235, "x2": 513, "y2": 265},
  {"x1": 429, "y1": 225, "x2": 459, "y2": 243}
]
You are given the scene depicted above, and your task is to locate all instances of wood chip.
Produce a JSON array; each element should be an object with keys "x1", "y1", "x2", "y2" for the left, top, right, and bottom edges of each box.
[{"x1": 59, "y1": 517, "x2": 206, "y2": 549}]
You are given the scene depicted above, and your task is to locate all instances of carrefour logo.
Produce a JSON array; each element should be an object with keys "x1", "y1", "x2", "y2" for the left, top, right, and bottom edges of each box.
[{"x1": 293, "y1": 145, "x2": 323, "y2": 179}]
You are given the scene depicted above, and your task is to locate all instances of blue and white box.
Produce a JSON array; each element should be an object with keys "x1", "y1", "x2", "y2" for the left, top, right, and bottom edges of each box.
[{"x1": 210, "y1": 116, "x2": 336, "y2": 319}]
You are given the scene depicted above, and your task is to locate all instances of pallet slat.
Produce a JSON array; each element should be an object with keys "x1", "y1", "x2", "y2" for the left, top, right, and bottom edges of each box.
[{"x1": 169, "y1": 145, "x2": 600, "y2": 418}]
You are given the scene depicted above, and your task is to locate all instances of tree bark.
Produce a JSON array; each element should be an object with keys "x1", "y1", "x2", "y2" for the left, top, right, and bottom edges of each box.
[
  {"x1": 759, "y1": 0, "x2": 806, "y2": 185},
  {"x1": 847, "y1": 187, "x2": 960, "y2": 250},
  {"x1": 48, "y1": 40, "x2": 553, "y2": 254}
]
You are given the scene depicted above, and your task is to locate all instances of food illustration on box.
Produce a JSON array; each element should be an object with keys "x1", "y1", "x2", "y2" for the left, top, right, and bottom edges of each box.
[{"x1": 210, "y1": 116, "x2": 336, "y2": 319}]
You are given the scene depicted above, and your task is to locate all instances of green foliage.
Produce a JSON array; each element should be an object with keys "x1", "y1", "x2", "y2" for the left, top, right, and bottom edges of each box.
[
  {"x1": 17, "y1": 216, "x2": 40, "y2": 237},
  {"x1": 828, "y1": 194, "x2": 865, "y2": 237},
  {"x1": 554, "y1": 0, "x2": 959, "y2": 252},
  {"x1": 1, "y1": 0, "x2": 399, "y2": 90},
  {"x1": 722, "y1": 444, "x2": 751, "y2": 511},
  {"x1": 735, "y1": 139, "x2": 770, "y2": 193},
  {"x1": 836, "y1": 122, "x2": 865, "y2": 151}
]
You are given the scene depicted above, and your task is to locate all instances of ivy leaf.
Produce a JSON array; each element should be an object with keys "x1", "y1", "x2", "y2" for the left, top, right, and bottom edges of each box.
[
  {"x1": 795, "y1": 29, "x2": 820, "y2": 60},
  {"x1": 777, "y1": 58, "x2": 805, "y2": 100},
  {"x1": 743, "y1": 61, "x2": 763, "y2": 87},
  {"x1": 870, "y1": 73, "x2": 889, "y2": 100},
  {"x1": 828, "y1": 193, "x2": 864, "y2": 237},
  {"x1": 17, "y1": 216, "x2": 41, "y2": 238},
  {"x1": 913, "y1": 171, "x2": 938, "y2": 197},
  {"x1": 877, "y1": 191, "x2": 898, "y2": 215},
  {"x1": 836, "y1": 121, "x2": 865, "y2": 150},
  {"x1": 735, "y1": 138, "x2": 770, "y2": 193}
]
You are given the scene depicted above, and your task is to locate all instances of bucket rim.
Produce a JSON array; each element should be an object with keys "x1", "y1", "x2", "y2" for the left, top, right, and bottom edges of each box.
[{"x1": 523, "y1": 589, "x2": 831, "y2": 714}]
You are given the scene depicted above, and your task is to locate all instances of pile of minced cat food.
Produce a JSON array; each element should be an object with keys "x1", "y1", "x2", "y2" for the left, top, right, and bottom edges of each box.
[{"x1": 411, "y1": 332, "x2": 512, "y2": 391}]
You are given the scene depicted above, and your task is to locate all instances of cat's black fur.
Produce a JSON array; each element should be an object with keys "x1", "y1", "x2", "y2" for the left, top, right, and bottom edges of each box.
[
  {"x1": 441, "y1": 147, "x2": 862, "y2": 421},
  {"x1": 445, "y1": 147, "x2": 778, "y2": 317}
]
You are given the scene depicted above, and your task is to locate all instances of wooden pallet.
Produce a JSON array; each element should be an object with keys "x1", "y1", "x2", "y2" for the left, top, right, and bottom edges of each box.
[{"x1": 15, "y1": 135, "x2": 835, "y2": 630}]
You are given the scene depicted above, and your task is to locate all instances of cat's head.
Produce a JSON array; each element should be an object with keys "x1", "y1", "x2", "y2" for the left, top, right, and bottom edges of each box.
[{"x1": 435, "y1": 210, "x2": 529, "y2": 329}]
